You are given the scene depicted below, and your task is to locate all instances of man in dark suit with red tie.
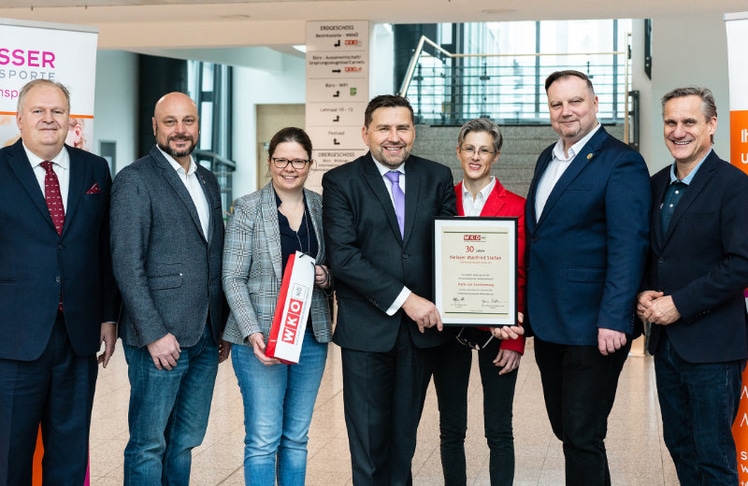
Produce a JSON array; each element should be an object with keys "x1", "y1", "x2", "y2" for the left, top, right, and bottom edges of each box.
[
  {"x1": 322, "y1": 95, "x2": 456, "y2": 485},
  {"x1": 0, "y1": 79, "x2": 120, "y2": 485}
]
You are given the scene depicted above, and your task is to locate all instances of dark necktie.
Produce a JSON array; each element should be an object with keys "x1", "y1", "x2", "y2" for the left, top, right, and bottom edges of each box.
[
  {"x1": 385, "y1": 170, "x2": 405, "y2": 237},
  {"x1": 41, "y1": 161, "x2": 65, "y2": 235}
]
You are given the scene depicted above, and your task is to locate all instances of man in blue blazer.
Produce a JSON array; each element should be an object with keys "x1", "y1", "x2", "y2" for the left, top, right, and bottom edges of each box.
[
  {"x1": 110, "y1": 92, "x2": 228, "y2": 485},
  {"x1": 525, "y1": 70, "x2": 650, "y2": 485},
  {"x1": 637, "y1": 87, "x2": 748, "y2": 484},
  {"x1": 323, "y1": 95, "x2": 456, "y2": 485},
  {"x1": 0, "y1": 80, "x2": 119, "y2": 484}
]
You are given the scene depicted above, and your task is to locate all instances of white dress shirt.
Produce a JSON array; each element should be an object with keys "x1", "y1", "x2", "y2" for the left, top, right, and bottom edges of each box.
[
  {"x1": 534, "y1": 123, "x2": 601, "y2": 221},
  {"x1": 26, "y1": 144, "x2": 70, "y2": 212},
  {"x1": 371, "y1": 155, "x2": 410, "y2": 316},
  {"x1": 462, "y1": 176, "x2": 496, "y2": 217}
]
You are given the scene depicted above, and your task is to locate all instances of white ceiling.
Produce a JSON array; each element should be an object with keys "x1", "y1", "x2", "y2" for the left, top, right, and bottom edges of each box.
[{"x1": 0, "y1": 0, "x2": 746, "y2": 51}]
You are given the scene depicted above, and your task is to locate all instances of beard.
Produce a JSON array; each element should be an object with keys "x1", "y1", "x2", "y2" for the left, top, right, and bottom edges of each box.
[
  {"x1": 375, "y1": 145, "x2": 412, "y2": 169},
  {"x1": 158, "y1": 135, "x2": 196, "y2": 159}
]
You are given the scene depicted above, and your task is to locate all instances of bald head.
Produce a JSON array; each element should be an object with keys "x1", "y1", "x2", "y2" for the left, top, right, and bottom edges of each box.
[{"x1": 152, "y1": 92, "x2": 199, "y2": 169}]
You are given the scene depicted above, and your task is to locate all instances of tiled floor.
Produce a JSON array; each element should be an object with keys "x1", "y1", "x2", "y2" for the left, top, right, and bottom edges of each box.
[{"x1": 89, "y1": 336, "x2": 678, "y2": 485}]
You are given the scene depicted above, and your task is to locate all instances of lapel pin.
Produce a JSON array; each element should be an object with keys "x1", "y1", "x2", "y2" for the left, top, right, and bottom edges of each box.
[{"x1": 587, "y1": 153, "x2": 594, "y2": 160}]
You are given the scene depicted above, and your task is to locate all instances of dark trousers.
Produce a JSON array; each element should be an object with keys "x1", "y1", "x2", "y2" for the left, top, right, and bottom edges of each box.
[
  {"x1": 340, "y1": 321, "x2": 433, "y2": 486},
  {"x1": 0, "y1": 313, "x2": 97, "y2": 486},
  {"x1": 433, "y1": 336, "x2": 518, "y2": 486},
  {"x1": 534, "y1": 337, "x2": 630, "y2": 486}
]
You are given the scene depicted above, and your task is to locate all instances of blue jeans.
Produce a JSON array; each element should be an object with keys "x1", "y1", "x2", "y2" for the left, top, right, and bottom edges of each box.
[
  {"x1": 654, "y1": 331, "x2": 745, "y2": 485},
  {"x1": 123, "y1": 326, "x2": 218, "y2": 486},
  {"x1": 232, "y1": 328, "x2": 328, "y2": 486}
]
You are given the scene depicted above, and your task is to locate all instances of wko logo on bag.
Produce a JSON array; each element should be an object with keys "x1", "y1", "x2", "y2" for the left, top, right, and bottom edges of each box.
[
  {"x1": 281, "y1": 295, "x2": 305, "y2": 344},
  {"x1": 267, "y1": 252, "x2": 316, "y2": 364}
]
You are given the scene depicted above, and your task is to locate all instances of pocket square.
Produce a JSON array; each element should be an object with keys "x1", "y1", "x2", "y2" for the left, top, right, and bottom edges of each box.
[{"x1": 86, "y1": 182, "x2": 101, "y2": 195}]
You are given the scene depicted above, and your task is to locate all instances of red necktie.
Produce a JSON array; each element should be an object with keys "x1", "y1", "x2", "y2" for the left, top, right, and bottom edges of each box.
[{"x1": 41, "y1": 161, "x2": 65, "y2": 235}]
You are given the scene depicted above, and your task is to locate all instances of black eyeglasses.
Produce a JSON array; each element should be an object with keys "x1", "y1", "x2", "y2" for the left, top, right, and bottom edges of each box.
[
  {"x1": 455, "y1": 327, "x2": 494, "y2": 350},
  {"x1": 272, "y1": 158, "x2": 311, "y2": 170}
]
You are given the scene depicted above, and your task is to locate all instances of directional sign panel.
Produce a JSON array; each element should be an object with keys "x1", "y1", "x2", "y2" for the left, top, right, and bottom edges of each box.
[
  {"x1": 306, "y1": 102, "x2": 362, "y2": 127},
  {"x1": 306, "y1": 20, "x2": 369, "y2": 192}
]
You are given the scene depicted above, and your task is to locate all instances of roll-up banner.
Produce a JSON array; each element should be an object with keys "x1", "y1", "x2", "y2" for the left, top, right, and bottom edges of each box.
[
  {"x1": 1, "y1": 18, "x2": 98, "y2": 151},
  {"x1": 726, "y1": 11, "x2": 748, "y2": 482},
  {"x1": 1, "y1": 18, "x2": 99, "y2": 485}
]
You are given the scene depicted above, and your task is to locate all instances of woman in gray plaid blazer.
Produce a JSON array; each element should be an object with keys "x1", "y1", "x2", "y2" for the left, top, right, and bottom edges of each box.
[{"x1": 222, "y1": 127, "x2": 333, "y2": 486}]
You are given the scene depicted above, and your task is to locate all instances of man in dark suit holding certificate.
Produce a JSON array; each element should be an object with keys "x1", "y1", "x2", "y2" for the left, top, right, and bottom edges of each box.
[{"x1": 322, "y1": 94, "x2": 456, "y2": 485}]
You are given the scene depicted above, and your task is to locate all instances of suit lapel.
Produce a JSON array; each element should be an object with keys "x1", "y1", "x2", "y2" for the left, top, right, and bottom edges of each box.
[
  {"x1": 195, "y1": 164, "x2": 218, "y2": 243},
  {"x1": 662, "y1": 153, "x2": 718, "y2": 245},
  {"x1": 260, "y1": 183, "x2": 284, "y2": 280},
  {"x1": 402, "y1": 161, "x2": 420, "y2": 244},
  {"x1": 63, "y1": 147, "x2": 85, "y2": 238},
  {"x1": 151, "y1": 147, "x2": 207, "y2": 243},
  {"x1": 6, "y1": 140, "x2": 60, "y2": 234},
  {"x1": 651, "y1": 171, "x2": 669, "y2": 250},
  {"x1": 480, "y1": 180, "x2": 506, "y2": 216},
  {"x1": 305, "y1": 188, "x2": 325, "y2": 264},
  {"x1": 526, "y1": 146, "x2": 553, "y2": 233},
  {"x1": 455, "y1": 182, "x2": 465, "y2": 215},
  {"x1": 535, "y1": 127, "x2": 607, "y2": 228},
  {"x1": 362, "y1": 155, "x2": 402, "y2": 242}
]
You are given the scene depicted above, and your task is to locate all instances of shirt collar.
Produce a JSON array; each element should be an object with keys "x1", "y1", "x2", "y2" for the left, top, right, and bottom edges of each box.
[
  {"x1": 158, "y1": 146, "x2": 197, "y2": 175},
  {"x1": 552, "y1": 123, "x2": 602, "y2": 162},
  {"x1": 371, "y1": 154, "x2": 405, "y2": 177},
  {"x1": 462, "y1": 176, "x2": 496, "y2": 202},
  {"x1": 23, "y1": 142, "x2": 69, "y2": 171},
  {"x1": 668, "y1": 149, "x2": 711, "y2": 186}
]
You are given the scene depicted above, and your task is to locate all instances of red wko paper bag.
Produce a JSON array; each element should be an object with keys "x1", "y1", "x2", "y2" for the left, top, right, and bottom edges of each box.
[{"x1": 266, "y1": 251, "x2": 316, "y2": 364}]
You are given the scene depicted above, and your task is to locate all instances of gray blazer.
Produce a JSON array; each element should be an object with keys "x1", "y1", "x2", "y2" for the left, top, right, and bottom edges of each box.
[
  {"x1": 111, "y1": 146, "x2": 226, "y2": 348},
  {"x1": 222, "y1": 182, "x2": 332, "y2": 346}
]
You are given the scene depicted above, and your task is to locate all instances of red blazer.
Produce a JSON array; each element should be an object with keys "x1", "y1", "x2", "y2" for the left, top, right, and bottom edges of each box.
[{"x1": 455, "y1": 179, "x2": 526, "y2": 354}]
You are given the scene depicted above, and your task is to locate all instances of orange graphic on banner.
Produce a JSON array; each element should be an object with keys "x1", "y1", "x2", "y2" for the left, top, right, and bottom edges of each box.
[
  {"x1": 732, "y1": 360, "x2": 748, "y2": 480},
  {"x1": 32, "y1": 427, "x2": 43, "y2": 484},
  {"x1": 730, "y1": 110, "x2": 748, "y2": 175},
  {"x1": 31, "y1": 427, "x2": 90, "y2": 485}
]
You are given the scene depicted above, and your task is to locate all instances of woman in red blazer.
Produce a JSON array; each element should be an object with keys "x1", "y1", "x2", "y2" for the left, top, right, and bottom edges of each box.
[{"x1": 432, "y1": 118, "x2": 526, "y2": 486}]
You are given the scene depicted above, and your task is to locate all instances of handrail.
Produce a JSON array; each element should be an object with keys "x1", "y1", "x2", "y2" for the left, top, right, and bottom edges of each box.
[
  {"x1": 398, "y1": 34, "x2": 633, "y2": 142},
  {"x1": 193, "y1": 149, "x2": 236, "y2": 170}
]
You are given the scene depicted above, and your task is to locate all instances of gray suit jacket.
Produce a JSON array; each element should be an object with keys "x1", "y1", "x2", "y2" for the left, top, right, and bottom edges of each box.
[
  {"x1": 222, "y1": 182, "x2": 332, "y2": 345},
  {"x1": 111, "y1": 146, "x2": 226, "y2": 348}
]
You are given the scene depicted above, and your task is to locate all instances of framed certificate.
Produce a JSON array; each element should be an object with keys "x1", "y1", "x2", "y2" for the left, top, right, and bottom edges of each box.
[{"x1": 433, "y1": 217, "x2": 518, "y2": 326}]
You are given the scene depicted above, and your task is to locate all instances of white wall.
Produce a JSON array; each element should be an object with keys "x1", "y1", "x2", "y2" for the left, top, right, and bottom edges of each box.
[
  {"x1": 370, "y1": 23, "x2": 396, "y2": 96},
  {"x1": 93, "y1": 50, "x2": 138, "y2": 174},
  {"x1": 643, "y1": 13, "x2": 730, "y2": 174},
  {"x1": 630, "y1": 19, "x2": 654, "y2": 169},
  {"x1": 231, "y1": 52, "x2": 306, "y2": 197}
]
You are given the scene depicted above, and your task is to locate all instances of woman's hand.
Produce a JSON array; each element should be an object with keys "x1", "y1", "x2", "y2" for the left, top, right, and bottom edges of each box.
[
  {"x1": 490, "y1": 312, "x2": 525, "y2": 340},
  {"x1": 315, "y1": 264, "x2": 332, "y2": 289},
  {"x1": 493, "y1": 349, "x2": 521, "y2": 375},
  {"x1": 248, "y1": 332, "x2": 281, "y2": 366}
]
